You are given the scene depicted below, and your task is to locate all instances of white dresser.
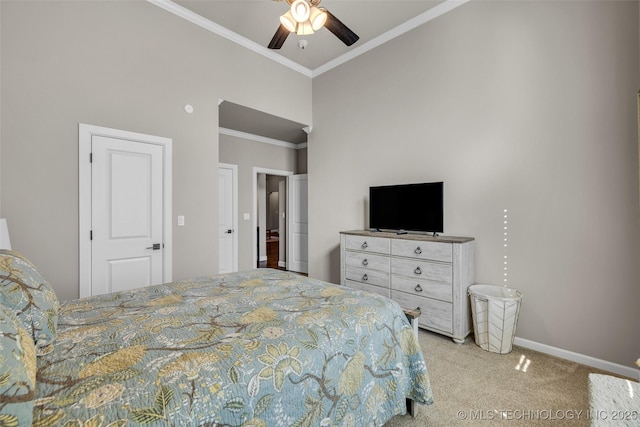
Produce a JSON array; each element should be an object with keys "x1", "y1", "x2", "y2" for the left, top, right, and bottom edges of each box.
[{"x1": 340, "y1": 230, "x2": 475, "y2": 343}]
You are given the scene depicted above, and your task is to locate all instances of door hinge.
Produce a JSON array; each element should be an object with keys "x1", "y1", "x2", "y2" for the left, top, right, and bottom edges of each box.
[
  {"x1": 89, "y1": 153, "x2": 93, "y2": 163},
  {"x1": 90, "y1": 230, "x2": 93, "y2": 240}
]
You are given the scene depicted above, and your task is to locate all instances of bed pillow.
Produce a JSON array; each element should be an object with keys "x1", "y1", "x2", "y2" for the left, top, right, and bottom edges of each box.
[
  {"x1": 0, "y1": 304, "x2": 36, "y2": 426},
  {"x1": 0, "y1": 250, "x2": 59, "y2": 355}
]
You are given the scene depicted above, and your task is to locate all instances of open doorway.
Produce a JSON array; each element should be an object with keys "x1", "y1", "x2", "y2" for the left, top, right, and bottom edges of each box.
[
  {"x1": 257, "y1": 174, "x2": 286, "y2": 269},
  {"x1": 255, "y1": 171, "x2": 308, "y2": 275},
  {"x1": 254, "y1": 168, "x2": 292, "y2": 270}
]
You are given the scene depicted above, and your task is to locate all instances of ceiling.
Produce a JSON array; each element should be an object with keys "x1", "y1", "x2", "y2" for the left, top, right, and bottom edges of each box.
[
  {"x1": 150, "y1": 0, "x2": 468, "y2": 143},
  {"x1": 152, "y1": 0, "x2": 468, "y2": 77}
]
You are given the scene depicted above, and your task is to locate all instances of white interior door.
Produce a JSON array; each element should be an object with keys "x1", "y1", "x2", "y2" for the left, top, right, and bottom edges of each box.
[
  {"x1": 287, "y1": 174, "x2": 308, "y2": 274},
  {"x1": 218, "y1": 163, "x2": 237, "y2": 273},
  {"x1": 91, "y1": 136, "x2": 164, "y2": 295}
]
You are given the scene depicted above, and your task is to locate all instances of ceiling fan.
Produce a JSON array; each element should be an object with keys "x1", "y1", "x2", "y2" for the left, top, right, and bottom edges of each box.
[{"x1": 268, "y1": 0, "x2": 359, "y2": 49}]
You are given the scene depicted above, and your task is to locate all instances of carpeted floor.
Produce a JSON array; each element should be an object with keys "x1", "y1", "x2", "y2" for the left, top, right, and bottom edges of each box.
[{"x1": 386, "y1": 330, "x2": 629, "y2": 426}]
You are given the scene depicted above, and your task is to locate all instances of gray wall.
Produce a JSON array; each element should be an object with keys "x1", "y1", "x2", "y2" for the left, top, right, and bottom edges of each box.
[
  {"x1": 0, "y1": 1, "x2": 311, "y2": 301},
  {"x1": 219, "y1": 134, "x2": 301, "y2": 270},
  {"x1": 310, "y1": 1, "x2": 640, "y2": 367},
  {"x1": 297, "y1": 147, "x2": 308, "y2": 174}
]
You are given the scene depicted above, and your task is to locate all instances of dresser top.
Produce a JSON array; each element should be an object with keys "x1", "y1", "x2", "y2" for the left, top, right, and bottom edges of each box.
[{"x1": 340, "y1": 230, "x2": 474, "y2": 244}]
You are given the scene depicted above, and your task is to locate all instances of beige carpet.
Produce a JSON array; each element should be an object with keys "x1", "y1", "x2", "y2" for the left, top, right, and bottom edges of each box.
[{"x1": 386, "y1": 330, "x2": 630, "y2": 426}]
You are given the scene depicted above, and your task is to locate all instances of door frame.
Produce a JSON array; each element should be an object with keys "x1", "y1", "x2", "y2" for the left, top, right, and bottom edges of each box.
[
  {"x1": 79, "y1": 123, "x2": 173, "y2": 297},
  {"x1": 218, "y1": 163, "x2": 238, "y2": 273},
  {"x1": 253, "y1": 167, "x2": 293, "y2": 269}
]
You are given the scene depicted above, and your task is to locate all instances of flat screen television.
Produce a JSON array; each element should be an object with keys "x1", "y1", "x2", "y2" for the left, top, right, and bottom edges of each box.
[{"x1": 369, "y1": 182, "x2": 443, "y2": 234}]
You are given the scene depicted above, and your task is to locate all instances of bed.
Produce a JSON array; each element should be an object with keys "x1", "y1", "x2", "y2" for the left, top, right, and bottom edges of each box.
[{"x1": 0, "y1": 250, "x2": 433, "y2": 426}]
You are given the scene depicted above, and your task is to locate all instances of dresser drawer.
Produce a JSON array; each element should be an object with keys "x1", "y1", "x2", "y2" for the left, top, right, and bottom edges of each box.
[
  {"x1": 345, "y1": 251, "x2": 389, "y2": 272},
  {"x1": 391, "y1": 239, "x2": 452, "y2": 263},
  {"x1": 392, "y1": 275, "x2": 452, "y2": 303},
  {"x1": 391, "y1": 291, "x2": 453, "y2": 334},
  {"x1": 344, "y1": 279, "x2": 390, "y2": 298},
  {"x1": 345, "y1": 265, "x2": 390, "y2": 288},
  {"x1": 391, "y1": 258, "x2": 452, "y2": 284},
  {"x1": 344, "y1": 234, "x2": 390, "y2": 255}
]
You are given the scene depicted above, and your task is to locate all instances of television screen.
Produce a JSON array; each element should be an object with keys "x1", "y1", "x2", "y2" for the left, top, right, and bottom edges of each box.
[{"x1": 369, "y1": 182, "x2": 443, "y2": 234}]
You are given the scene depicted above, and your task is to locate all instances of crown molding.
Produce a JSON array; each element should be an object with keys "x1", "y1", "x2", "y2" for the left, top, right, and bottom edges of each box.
[
  {"x1": 312, "y1": 0, "x2": 471, "y2": 77},
  {"x1": 219, "y1": 127, "x2": 307, "y2": 150},
  {"x1": 148, "y1": 0, "x2": 470, "y2": 78},
  {"x1": 147, "y1": 0, "x2": 313, "y2": 78}
]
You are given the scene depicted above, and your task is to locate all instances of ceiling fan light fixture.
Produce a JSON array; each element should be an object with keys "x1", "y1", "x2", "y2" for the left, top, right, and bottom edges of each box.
[
  {"x1": 296, "y1": 19, "x2": 315, "y2": 36},
  {"x1": 267, "y1": 0, "x2": 359, "y2": 49},
  {"x1": 290, "y1": 0, "x2": 311, "y2": 23},
  {"x1": 279, "y1": 10, "x2": 297, "y2": 32},
  {"x1": 309, "y1": 6, "x2": 327, "y2": 31}
]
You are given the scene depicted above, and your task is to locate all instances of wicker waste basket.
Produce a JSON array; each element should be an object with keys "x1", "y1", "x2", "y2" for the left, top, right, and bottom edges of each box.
[{"x1": 468, "y1": 284, "x2": 523, "y2": 354}]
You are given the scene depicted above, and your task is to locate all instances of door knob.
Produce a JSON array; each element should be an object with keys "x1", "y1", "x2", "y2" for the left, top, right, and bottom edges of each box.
[
  {"x1": 146, "y1": 243, "x2": 161, "y2": 250},
  {"x1": 226, "y1": 229, "x2": 233, "y2": 234}
]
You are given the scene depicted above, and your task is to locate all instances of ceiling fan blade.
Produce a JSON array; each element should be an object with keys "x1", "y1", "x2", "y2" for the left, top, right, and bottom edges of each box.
[
  {"x1": 268, "y1": 24, "x2": 290, "y2": 49},
  {"x1": 323, "y1": 9, "x2": 359, "y2": 47}
]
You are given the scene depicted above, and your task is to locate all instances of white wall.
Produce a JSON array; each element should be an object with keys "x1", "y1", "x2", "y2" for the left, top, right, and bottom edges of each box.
[
  {"x1": 0, "y1": 1, "x2": 311, "y2": 300},
  {"x1": 310, "y1": 1, "x2": 640, "y2": 367}
]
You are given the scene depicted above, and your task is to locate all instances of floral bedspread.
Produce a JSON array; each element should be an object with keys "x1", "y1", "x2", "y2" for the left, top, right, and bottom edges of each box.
[{"x1": 34, "y1": 269, "x2": 432, "y2": 426}]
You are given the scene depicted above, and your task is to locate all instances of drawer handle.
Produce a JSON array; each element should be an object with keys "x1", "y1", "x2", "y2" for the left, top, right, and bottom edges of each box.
[
  {"x1": 361, "y1": 241, "x2": 368, "y2": 249},
  {"x1": 362, "y1": 259, "x2": 368, "y2": 266},
  {"x1": 415, "y1": 246, "x2": 422, "y2": 255},
  {"x1": 415, "y1": 284, "x2": 423, "y2": 292},
  {"x1": 362, "y1": 274, "x2": 369, "y2": 281},
  {"x1": 414, "y1": 267, "x2": 422, "y2": 275}
]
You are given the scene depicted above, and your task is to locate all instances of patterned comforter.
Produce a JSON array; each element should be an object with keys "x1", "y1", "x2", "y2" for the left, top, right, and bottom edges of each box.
[{"x1": 33, "y1": 269, "x2": 433, "y2": 426}]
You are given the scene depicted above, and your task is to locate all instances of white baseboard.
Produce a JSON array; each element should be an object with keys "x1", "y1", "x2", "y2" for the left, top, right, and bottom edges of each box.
[
  {"x1": 278, "y1": 261, "x2": 286, "y2": 268},
  {"x1": 259, "y1": 256, "x2": 267, "y2": 262},
  {"x1": 513, "y1": 337, "x2": 638, "y2": 380}
]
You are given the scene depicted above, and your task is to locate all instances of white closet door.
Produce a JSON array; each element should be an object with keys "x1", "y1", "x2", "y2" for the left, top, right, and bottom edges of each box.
[{"x1": 91, "y1": 136, "x2": 164, "y2": 295}]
